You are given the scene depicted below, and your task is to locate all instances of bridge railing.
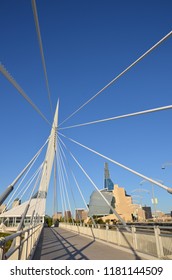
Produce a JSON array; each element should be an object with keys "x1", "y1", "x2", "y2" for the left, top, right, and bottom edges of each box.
[
  {"x1": 0, "y1": 223, "x2": 43, "y2": 260},
  {"x1": 59, "y1": 223, "x2": 172, "y2": 259}
]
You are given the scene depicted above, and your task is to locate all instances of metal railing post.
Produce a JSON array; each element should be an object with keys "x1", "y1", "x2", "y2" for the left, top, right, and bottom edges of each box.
[
  {"x1": 21, "y1": 231, "x2": 28, "y2": 260},
  {"x1": 154, "y1": 226, "x2": 164, "y2": 258},
  {"x1": 117, "y1": 227, "x2": 121, "y2": 246},
  {"x1": 0, "y1": 237, "x2": 5, "y2": 260},
  {"x1": 0, "y1": 247, "x2": 3, "y2": 260},
  {"x1": 132, "y1": 226, "x2": 137, "y2": 250},
  {"x1": 106, "y1": 223, "x2": 109, "y2": 242},
  {"x1": 15, "y1": 235, "x2": 22, "y2": 260}
]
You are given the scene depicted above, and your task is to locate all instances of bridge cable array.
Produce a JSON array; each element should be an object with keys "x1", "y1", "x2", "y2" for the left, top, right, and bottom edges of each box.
[
  {"x1": 57, "y1": 136, "x2": 96, "y2": 225},
  {"x1": 55, "y1": 31, "x2": 172, "y2": 226},
  {"x1": 59, "y1": 104, "x2": 172, "y2": 130},
  {"x1": 59, "y1": 30, "x2": 172, "y2": 128},
  {"x1": 59, "y1": 132, "x2": 172, "y2": 194},
  {"x1": 56, "y1": 135, "x2": 129, "y2": 229},
  {"x1": 56, "y1": 144, "x2": 74, "y2": 224},
  {"x1": 58, "y1": 137, "x2": 89, "y2": 214},
  {"x1": 57, "y1": 140, "x2": 80, "y2": 224},
  {"x1": 31, "y1": 0, "x2": 54, "y2": 118},
  {"x1": 0, "y1": 135, "x2": 55, "y2": 231},
  {"x1": 0, "y1": 63, "x2": 51, "y2": 126}
]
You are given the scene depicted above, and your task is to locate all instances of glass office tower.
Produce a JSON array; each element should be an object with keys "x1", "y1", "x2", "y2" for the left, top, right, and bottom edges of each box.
[{"x1": 104, "y1": 162, "x2": 114, "y2": 191}]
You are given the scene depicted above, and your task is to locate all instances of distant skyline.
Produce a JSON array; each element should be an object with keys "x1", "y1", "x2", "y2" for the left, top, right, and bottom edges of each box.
[{"x1": 0, "y1": 0, "x2": 172, "y2": 217}]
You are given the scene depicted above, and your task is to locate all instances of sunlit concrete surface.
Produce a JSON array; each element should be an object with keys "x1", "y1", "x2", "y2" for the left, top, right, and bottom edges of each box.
[{"x1": 33, "y1": 227, "x2": 145, "y2": 260}]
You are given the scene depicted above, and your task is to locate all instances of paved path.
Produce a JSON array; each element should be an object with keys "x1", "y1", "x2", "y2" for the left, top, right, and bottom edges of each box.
[{"x1": 33, "y1": 227, "x2": 143, "y2": 260}]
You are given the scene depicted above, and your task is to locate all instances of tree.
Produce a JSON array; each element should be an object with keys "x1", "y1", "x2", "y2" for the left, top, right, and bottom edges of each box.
[{"x1": 44, "y1": 215, "x2": 53, "y2": 227}]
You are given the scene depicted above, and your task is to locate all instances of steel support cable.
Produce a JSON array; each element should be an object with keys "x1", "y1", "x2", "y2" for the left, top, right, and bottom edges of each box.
[
  {"x1": 59, "y1": 31, "x2": 172, "y2": 127},
  {"x1": 59, "y1": 105, "x2": 172, "y2": 130},
  {"x1": 58, "y1": 137, "x2": 88, "y2": 214},
  {"x1": 57, "y1": 149, "x2": 75, "y2": 224},
  {"x1": 59, "y1": 132, "x2": 172, "y2": 194},
  {"x1": 0, "y1": 137, "x2": 49, "y2": 207},
  {"x1": 31, "y1": 0, "x2": 53, "y2": 116},
  {"x1": 58, "y1": 140, "x2": 82, "y2": 224},
  {"x1": 57, "y1": 141, "x2": 75, "y2": 223},
  {"x1": 31, "y1": 166, "x2": 47, "y2": 225},
  {"x1": 58, "y1": 137, "x2": 88, "y2": 224},
  {"x1": 56, "y1": 140, "x2": 66, "y2": 219},
  {"x1": 55, "y1": 138, "x2": 61, "y2": 214},
  {"x1": 28, "y1": 163, "x2": 44, "y2": 200},
  {"x1": 21, "y1": 164, "x2": 44, "y2": 229},
  {"x1": 57, "y1": 151, "x2": 68, "y2": 221},
  {"x1": 1, "y1": 166, "x2": 40, "y2": 224},
  {"x1": 19, "y1": 162, "x2": 44, "y2": 202},
  {"x1": 58, "y1": 140, "x2": 76, "y2": 219},
  {"x1": 58, "y1": 136, "x2": 96, "y2": 226},
  {"x1": 58, "y1": 136, "x2": 90, "y2": 212},
  {"x1": 10, "y1": 137, "x2": 49, "y2": 189},
  {"x1": 58, "y1": 136, "x2": 129, "y2": 230},
  {"x1": 31, "y1": 196, "x2": 42, "y2": 226},
  {"x1": 16, "y1": 162, "x2": 44, "y2": 232},
  {"x1": 6, "y1": 162, "x2": 44, "y2": 239},
  {"x1": 57, "y1": 145, "x2": 72, "y2": 221},
  {"x1": 2, "y1": 150, "x2": 42, "y2": 213},
  {"x1": 53, "y1": 152, "x2": 57, "y2": 215},
  {"x1": 0, "y1": 63, "x2": 51, "y2": 125}
]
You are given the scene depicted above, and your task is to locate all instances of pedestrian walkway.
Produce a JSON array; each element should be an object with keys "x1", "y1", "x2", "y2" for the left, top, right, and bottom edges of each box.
[{"x1": 33, "y1": 227, "x2": 143, "y2": 260}]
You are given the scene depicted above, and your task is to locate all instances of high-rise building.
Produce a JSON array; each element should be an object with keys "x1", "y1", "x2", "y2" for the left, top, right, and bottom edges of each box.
[
  {"x1": 88, "y1": 163, "x2": 146, "y2": 222},
  {"x1": 52, "y1": 212, "x2": 62, "y2": 221},
  {"x1": 142, "y1": 206, "x2": 152, "y2": 219},
  {"x1": 75, "y1": 208, "x2": 88, "y2": 221},
  {"x1": 64, "y1": 210, "x2": 72, "y2": 220},
  {"x1": 104, "y1": 162, "x2": 114, "y2": 191},
  {"x1": 88, "y1": 163, "x2": 115, "y2": 217}
]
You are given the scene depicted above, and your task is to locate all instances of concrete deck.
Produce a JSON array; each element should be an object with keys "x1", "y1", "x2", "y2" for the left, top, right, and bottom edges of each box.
[{"x1": 33, "y1": 227, "x2": 144, "y2": 260}]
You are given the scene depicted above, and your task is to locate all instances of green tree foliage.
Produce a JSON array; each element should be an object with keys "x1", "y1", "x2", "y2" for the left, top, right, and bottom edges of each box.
[{"x1": 44, "y1": 215, "x2": 53, "y2": 227}]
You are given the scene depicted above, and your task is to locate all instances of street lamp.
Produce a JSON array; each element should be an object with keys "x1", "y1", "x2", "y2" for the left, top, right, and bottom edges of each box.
[
  {"x1": 131, "y1": 188, "x2": 150, "y2": 221},
  {"x1": 131, "y1": 194, "x2": 143, "y2": 206},
  {"x1": 140, "y1": 179, "x2": 163, "y2": 220},
  {"x1": 131, "y1": 189, "x2": 150, "y2": 206}
]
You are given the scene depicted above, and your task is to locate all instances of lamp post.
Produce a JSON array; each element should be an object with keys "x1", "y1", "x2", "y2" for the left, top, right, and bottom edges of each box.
[
  {"x1": 131, "y1": 194, "x2": 143, "y2": 206},
  {"x1": 131, "y1": 189, "x2": 150, "y2": 221},
  {"x1": 131, "y1": 189, "x2": 150, "y2": 206},
  {"x1": 140, "y1": 179, "x2": 163, "y2": 220}
]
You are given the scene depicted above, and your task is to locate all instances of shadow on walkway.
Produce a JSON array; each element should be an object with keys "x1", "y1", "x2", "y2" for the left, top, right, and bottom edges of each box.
[
  {"x1": 33, "y1": 227, "x2": 143, "y2": 260},
  {"x1": 33, "y1": 227, "x2": 94, "y2": 260}
]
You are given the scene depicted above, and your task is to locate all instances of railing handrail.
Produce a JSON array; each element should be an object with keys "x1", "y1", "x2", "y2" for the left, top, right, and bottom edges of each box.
[
  {"x1": 69, "y1": 222, "x2": 172, "y2": 230},
  {"x1": 0, "y1": 223, "x2": 43, "y2": 260},
  {"x1": 60, "y1": 222, "x2": 172, "y2": 259},
  {"x1": 0, "y1": 223, "x2": 42, "y2": 244}
]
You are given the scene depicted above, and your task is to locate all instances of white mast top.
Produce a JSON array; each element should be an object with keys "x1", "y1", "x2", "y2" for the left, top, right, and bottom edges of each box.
[{"x1": 38, "y1": 100, "x2": 59, "y2": 196}]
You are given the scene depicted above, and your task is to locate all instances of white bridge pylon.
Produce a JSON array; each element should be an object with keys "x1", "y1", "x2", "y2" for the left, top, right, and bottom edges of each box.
[
  {"x1": 0, "y1": 101, "x2": 59, "y2": 222},
  {"x1": 38, "y1": 100, "x2": 59, "y2": 198}
]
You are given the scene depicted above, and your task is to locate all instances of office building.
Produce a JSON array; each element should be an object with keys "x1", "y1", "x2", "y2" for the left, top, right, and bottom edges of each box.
[{"x1": 75, "y1": 208, "x2": 88, "y2": 221}]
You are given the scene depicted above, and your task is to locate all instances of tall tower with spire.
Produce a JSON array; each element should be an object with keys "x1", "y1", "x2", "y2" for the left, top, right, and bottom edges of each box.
[{"x1": 104, "y1": 162, "x2": 114, "y2": 191}]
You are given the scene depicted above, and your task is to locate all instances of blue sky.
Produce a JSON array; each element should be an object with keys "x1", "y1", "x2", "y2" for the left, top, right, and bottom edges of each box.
[{"x1": 0, "y1": 0, "x2": 172, "y2": 217}]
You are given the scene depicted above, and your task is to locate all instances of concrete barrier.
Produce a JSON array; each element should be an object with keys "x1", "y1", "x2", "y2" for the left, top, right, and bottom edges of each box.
[{"x1": 59, "y1": 223, "x2": 172, "y2": 259}]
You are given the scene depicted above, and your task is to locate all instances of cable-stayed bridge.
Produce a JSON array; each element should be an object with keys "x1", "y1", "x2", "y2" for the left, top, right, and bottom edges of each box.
[
  {"x1": 0, "y1": 101, "x2": 172, "y2": 260},
  {"x1": 0, "y1": 1, "x2": 172, "y2": 260}
]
